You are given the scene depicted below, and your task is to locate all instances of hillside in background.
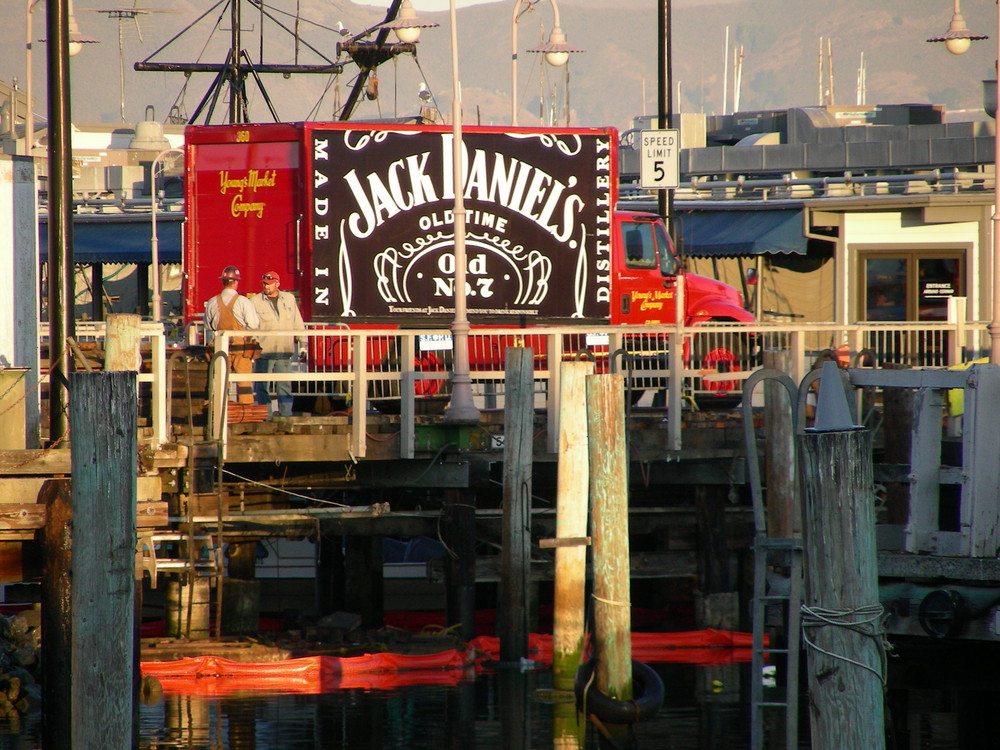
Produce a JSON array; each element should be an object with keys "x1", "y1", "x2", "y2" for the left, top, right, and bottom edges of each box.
[{"x1": 0, "y1": 0, "x2": 995, "y2": 132}]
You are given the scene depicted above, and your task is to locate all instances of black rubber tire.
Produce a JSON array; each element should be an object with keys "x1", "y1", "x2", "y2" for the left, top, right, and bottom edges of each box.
[{"x1": 574, "y1": 659, "x2": 664, "y2": 725}]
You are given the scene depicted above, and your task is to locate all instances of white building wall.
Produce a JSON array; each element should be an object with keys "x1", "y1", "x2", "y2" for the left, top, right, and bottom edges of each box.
[{"x1": 0, "y1": 155, "x2": 40, "y2": 446}]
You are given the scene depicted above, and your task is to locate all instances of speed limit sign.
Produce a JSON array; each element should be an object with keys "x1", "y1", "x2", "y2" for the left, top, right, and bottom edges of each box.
[{"x1": 639, "y1": 129, "x2": 679, "y2": 190}]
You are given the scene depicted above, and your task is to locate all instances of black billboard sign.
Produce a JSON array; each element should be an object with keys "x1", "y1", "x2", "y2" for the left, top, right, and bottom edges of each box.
[{"x1": 307, "y1": 126, "x2": 614, "y2": 322}]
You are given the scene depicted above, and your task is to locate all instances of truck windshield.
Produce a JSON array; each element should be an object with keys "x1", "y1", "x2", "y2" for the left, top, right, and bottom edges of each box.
[{"x1": 655, "y1": 221, "x2": 680, "y2": 277}]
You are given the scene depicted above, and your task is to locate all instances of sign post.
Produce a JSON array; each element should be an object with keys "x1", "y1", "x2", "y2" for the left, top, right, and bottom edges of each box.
[{"x1": 639, "y1": 128, "x2": 680, "y2": 190}]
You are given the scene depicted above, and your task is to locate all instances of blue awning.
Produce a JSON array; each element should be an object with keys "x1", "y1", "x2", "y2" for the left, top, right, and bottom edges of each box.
[
  {"x1": 677, "y1": 209, "x2": 806, "y2": 257},
  {"x1": 39, "y1": 213, "x2": 183, "y2": 264}
]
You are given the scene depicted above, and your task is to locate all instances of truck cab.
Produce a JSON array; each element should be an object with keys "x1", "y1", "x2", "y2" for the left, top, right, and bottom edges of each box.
[{"x1": 612, "y1": 210, "x2": 755, "y2": 327}]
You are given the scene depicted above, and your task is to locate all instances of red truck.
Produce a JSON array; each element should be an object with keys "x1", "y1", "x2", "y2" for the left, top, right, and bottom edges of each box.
[{"x1": 183, "y1": 122, "x2": 754, "y2": 396}]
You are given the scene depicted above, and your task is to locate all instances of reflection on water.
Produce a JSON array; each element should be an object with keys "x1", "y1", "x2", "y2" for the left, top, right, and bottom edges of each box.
[
  {"x1": 137, "y1": 663, "x2": 751, "y2": 750},
  {"x1": 1, "y1": 641, "x2": 996, "y2": 749}
]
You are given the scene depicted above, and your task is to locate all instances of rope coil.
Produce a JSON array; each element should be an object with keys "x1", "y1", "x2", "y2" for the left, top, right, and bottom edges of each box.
[{"x1": 800, "y1": 602, "x2": 890, "y2": 685}]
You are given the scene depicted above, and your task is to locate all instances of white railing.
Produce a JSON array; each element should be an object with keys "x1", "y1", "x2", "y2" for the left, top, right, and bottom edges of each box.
[{"x1": 41, "y1": 316, "x2": 990, "y2": 458}]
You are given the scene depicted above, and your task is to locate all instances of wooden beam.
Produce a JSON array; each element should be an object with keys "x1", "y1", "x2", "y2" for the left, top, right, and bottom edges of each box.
[
  {"x1": 0, "y1": 450, "x2": 71, "y2": 476},
  {"x1": 0, "y1": 505, "x2": 46, "y2": 529}
]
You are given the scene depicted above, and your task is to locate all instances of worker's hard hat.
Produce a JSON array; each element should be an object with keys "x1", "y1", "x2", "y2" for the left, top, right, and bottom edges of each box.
[{"x1": 220, "y1": 266, "x2": 241, "y2": 281}]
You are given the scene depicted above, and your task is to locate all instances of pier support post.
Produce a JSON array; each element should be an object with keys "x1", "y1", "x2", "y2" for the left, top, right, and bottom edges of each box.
[
  {"x1": 70, "y1": 371, "x2": 137, "y2": 749},
  {"x1": 500, "y1": 347, "x2": 534, "y2": 662},
  {"x1": 694, "y1": 484, "x2": 737, "y2": 629},
  {"x1": 167, "y1": 577, "x2": 212, "y2": 639},
  {"x1": 800, "y1": 364, "x2": 885, "y2": 750},
  {"x1": 223, "y1": 541, "x2": 261, "y2": 636},
  {"x1": 344, "y1": 536, "x2": 383, "y2": 629},
  {"x1": 40, "y1": 479, "x2": 72, "y2": 749},
  {"x1": 444, "y1": 488, "x2": 477, "y2": 642},
  {"x1": 104, "y1": 313, "x2": 143, "y2": 372},
  {"x1": 104, "y1": 311, "x2": 144, "y2": 737},
  {"x1": 586, "y1": 373, "x2": 633, "y2": 748},
  {"x1": 316, "y1": 534, "x2": 346, "y2": 615},
  {"x1": 551, "y1": 360, "x2": 592, "y2": 692}
]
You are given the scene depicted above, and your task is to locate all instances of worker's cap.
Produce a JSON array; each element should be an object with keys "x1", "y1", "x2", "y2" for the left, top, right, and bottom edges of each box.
[
  {"x1": 262, "y1": 271, "x2": 281, "y2": 283},
  {"x1": 220, "y1": 265, "x2": 241, "y2": 281}
]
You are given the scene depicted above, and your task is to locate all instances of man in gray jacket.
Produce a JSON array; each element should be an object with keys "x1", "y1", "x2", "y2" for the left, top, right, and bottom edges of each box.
[{"x1": 251, "y1": 271, "x2": 305, "y2": 417}]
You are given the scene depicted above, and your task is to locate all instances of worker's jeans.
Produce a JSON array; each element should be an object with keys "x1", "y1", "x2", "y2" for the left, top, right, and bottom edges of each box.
[{"x1": 254, "y1": 354, "x2": 295, "y2": 417}]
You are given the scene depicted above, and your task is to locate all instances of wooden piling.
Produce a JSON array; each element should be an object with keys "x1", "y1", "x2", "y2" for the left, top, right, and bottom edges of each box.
[
  {"x1": 586, "y1": 374, "x2": 632, "y2": 697},
  {"x1": 695, "y1": 484, "x2": 737, "y2": 630},
  {"x1": 800, "y1": 427, "x2": 885, "y2": 750},
  {"x1": 104, "y1": 313, "x2": 143, "y2": 372},
  {"x1": 40, "y1": 479, "x2": 72, "y2": 750},
  {"x1": 166, "y1": 577, "x2": 212, "y2": 639},
  {"x1": 103, "y1": 310, "x2": 144, "y2": 741},
  {"x1": 551, "y1": 360, "x2": 593, "y2": 691},
  {"x1": 500, "y1": 347, "x2": 535, "y2": 662},
  {"x1": 444, "y1": 489, "x2": 477, "y2": 642},
  {"x1": 344, "y1": 536, "x2": 383, "y2": 629},
  {"x1": 70, "y1": 371, "x2": 137, "y2": 749},
  {"x1": 224, "y1": 541, "x2": 261, "y2": 636}
]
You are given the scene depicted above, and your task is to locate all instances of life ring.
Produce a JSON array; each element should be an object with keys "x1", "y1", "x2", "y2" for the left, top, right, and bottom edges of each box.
[
  {"x1": 574, "y1": 659, "x2": 664, "y2": 725},
  {"x1": 701, "y1": 347, "x2": 739, "y2": 393},
  {"x1": 414, "y1": 352, "x2": 443, "y2": 396}
]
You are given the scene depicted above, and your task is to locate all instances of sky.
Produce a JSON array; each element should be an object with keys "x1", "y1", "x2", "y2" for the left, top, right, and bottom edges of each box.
[{"x1": 356, "y1": 0, "x2": 499, "y2": 10}]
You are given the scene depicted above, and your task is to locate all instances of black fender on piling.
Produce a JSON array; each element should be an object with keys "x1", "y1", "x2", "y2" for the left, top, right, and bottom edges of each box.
[{"x1": 574, "y1": 659, "x2": 664, "y2": 724}]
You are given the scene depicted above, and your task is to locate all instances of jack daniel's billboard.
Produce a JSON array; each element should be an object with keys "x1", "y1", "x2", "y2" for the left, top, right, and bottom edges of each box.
[{"x1": 306, "y1": 124, "x2": 616, "y2": 323}]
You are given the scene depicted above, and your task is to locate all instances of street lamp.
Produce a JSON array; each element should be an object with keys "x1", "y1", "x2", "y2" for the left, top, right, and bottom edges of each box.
[
  {"x1": 24, "y1": 0, "x2": 96, "y2": 156},
  {"x1": 929, "y1": 1, "x2": 999, "y2": 365},
  {"x1": 511, "y1": 0, "x2": 583, "y2": 126},
  {"x1": 379, "y1": 0, "x2": 438, "y2": 44},
  {"x1": 150, "y1": 147, "x2": 183, "y2": 323},
  {"x1": 927, "y1": 0, "x2": 988, "y2": 55}
]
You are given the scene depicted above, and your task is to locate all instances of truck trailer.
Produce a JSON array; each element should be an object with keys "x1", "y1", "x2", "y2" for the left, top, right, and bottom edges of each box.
[{"x1": 183, "y1": 122, "x2": 755, "y2": 401}]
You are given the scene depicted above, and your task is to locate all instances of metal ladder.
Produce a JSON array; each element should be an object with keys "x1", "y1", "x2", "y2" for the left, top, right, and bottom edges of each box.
[{"x1": 742, "y1": 368, "x2": 803, "y2": 750}]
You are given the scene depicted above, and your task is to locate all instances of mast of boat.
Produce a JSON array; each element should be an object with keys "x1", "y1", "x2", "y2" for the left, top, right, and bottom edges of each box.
[{"x1": 135, "y1": 0, "x2": 422, "y2": 124}]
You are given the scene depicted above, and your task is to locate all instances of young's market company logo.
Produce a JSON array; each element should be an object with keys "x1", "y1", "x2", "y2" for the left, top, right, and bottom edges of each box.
[{"x1": 217, "y1": 169, "x2": 277, "y2": 219}]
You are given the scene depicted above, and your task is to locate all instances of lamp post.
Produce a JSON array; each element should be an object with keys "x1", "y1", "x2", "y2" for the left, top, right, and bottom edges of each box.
[
  {"x1": 441, "y1": 0, "x2": 480, "y2": 423},
  {"x1": 24, "y1": 0, "x2": 95, "y2": 156},
  {"x1": 150, "y1": 147, "x2": 182, "y2": 323},
  {"x1": 928, "y1": 0, "x2": 998, "y2": 364},
  {"x1": 383, "y1": 0, "x2": 478, "y2": 421},
  {"x1": 24, "y1": 0, "x2": 39, "y2": 157},
  {"x1": 511, "y1": 0, "x2": 583, "y2": 126}
]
